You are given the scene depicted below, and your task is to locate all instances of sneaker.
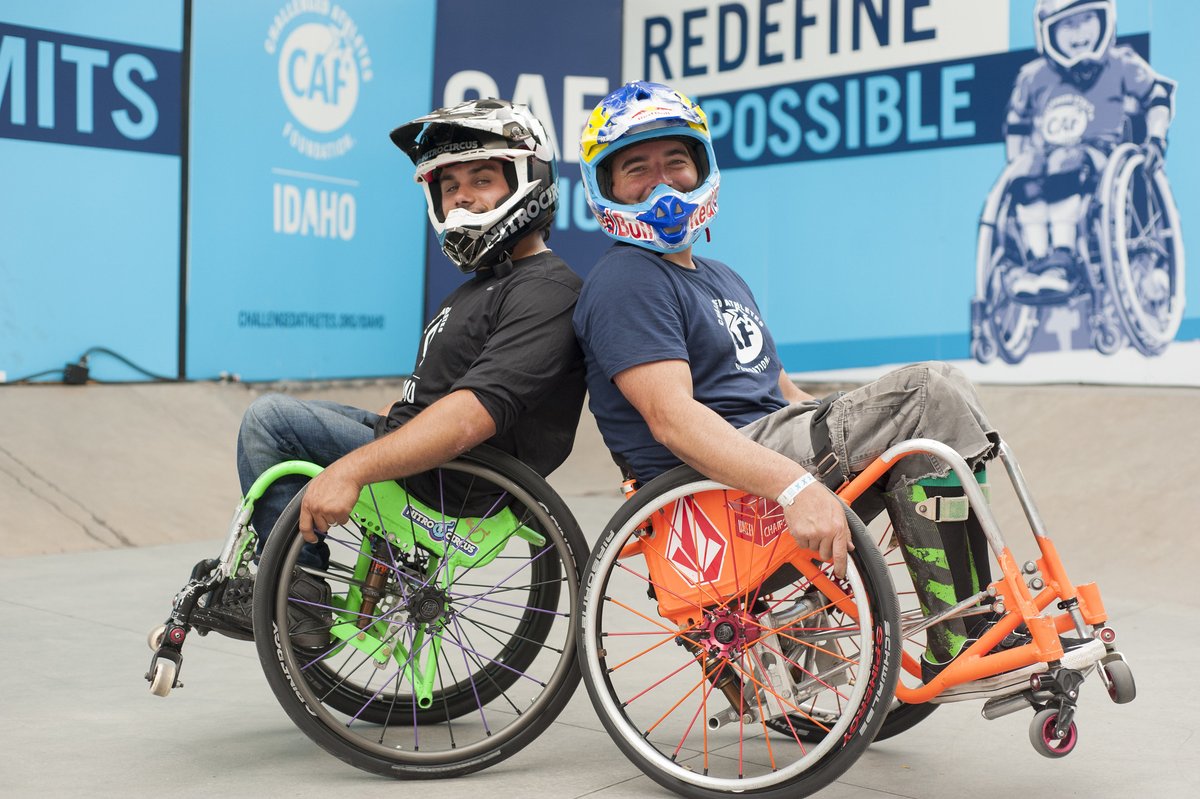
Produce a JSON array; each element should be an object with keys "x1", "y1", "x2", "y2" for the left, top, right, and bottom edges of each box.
[
  {"x1": 287, "y1": 571, "x2": 333, "y2": 650},
  {"x1": 191, "y1": 577, "x2": 255, "y2": 641},
  {"x1": 1011, "y1": 248, "x2": 1075, "y2": 302}
]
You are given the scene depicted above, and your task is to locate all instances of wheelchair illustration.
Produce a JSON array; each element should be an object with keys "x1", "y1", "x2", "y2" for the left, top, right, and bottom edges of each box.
[
  {"x1": 972, "y1": 142, "x2": 1185, "y2": 364},
  {"x1": 576, "y1": 437, "x2": 1135, "y2": 798},
  {"x1": 145, "y1": 446, "x2": 585, "y2": 778}
]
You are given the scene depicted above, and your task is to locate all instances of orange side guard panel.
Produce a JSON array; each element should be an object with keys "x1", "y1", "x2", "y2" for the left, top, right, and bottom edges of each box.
[{"x1": 631, "y1": 489, "x2": 838, "y2": 627}]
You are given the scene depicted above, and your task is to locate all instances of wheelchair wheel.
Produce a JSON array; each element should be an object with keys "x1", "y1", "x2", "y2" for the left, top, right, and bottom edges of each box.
[
  {"x1": 975, "y1": 188, "x2": 1041, "y2": 365},
  {"x1": 1100, "y1": 145, "x2": 1186, "y2": 356},
  {"x1": 868, "y1": 521, "x2": 940, "y2": 739},
  {"x1": 578, "y1": 467, "x2": 900, "y2": 799},
  {"x1": 253, "y1": 446, "x2": 584, "y2": 779},
  {"x1": 766, "y1": 516, "x2": 937, "y2": 743}
]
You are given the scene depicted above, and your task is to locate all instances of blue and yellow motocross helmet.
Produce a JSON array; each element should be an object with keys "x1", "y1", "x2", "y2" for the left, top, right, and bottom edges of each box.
[{"x1": 579, "y1": 81, "x2": 719, "y2": 254}]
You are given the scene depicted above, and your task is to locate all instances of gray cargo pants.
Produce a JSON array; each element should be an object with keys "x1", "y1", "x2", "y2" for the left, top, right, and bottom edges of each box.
[{"x1": 739, "y1": 362, "x2": 998, "y2": 503}]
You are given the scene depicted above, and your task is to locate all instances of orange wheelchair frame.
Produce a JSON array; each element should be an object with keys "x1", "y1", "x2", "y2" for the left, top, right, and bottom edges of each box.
[
  {"x1": 583, "y1": 434, "x2": 1133, "y2": 799},
  {"x1": 837, "y1": 437, "x2": 1132, "y2": 756}
]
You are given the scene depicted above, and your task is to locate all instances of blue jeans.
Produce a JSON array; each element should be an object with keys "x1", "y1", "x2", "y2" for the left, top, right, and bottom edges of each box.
[{"x1": 236, "y1": 394, "x2": 379, "y2": 567}]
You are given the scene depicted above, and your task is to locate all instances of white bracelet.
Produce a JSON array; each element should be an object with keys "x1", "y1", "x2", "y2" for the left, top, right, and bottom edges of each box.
[{"x1": 776, "y1": 473, "x2": 817, "y2": 506}]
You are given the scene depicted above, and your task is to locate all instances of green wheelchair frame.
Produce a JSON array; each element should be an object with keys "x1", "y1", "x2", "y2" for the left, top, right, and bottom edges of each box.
[{"x1": 146, "y1": 446, "x2": 585, "y2": 778}]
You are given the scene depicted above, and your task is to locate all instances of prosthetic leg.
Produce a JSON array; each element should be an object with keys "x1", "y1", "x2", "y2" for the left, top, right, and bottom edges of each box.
[{"x1": 884, "y1": 469, "x2": 993, "y2": 676}]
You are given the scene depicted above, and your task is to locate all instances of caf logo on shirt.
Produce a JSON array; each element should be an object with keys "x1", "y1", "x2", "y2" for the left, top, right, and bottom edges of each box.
[
  {"x1": 1039, "y1": 94, "x2": 1095, "y2": 147},
  {"x1": 714, "y1": 299, "x2": 764, "y2": 365}
]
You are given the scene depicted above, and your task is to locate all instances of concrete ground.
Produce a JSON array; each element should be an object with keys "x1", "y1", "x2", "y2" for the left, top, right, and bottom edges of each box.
[{"x1": 1, "y1": 379, "x2": 1198, "y2": 798}]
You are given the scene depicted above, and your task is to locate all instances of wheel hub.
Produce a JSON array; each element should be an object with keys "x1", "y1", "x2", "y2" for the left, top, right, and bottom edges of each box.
[
  {"x1": 696, "y1": 607, "x2": 760, "y2": 658},
  {"x1": 408, "y1": 587, "x2": 448, "y2": 624}
]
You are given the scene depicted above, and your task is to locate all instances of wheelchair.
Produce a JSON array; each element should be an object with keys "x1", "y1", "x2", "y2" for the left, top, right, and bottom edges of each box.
[
  {"x1": 145, "y1": 445, "x2": 585, "y2": 778},
  {"x1": 576, "y1": 436, "x2": 1135, "y2": 798},
  {"x1": 972, "y1": 142, "x2": 1185, "y2": 364}
]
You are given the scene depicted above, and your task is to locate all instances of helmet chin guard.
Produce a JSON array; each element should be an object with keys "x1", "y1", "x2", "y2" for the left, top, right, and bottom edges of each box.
[
  {"x1": 391, "y1": 99, "x2": 558, "y2": 273},
  {"x1": 579, "y1": 81, "x2": 720, "y2": 255}
]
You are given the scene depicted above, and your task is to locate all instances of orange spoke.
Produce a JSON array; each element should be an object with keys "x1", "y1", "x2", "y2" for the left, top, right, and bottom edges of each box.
[
  {"x1": 644, "y1": 656, "x2": 728, "y2": 737},
  {"x1": 673, "y1": 655, "x2": 727, "y2": 763},
  {"x1": 726, "y1": 655, "x2": 832, "y2": 732},
  {"x1": 625, "y1": 655, "x2": 704, "y2": 708},
  {"x1": 746, "y1": 648, "x2": 779, "y2": 769}
]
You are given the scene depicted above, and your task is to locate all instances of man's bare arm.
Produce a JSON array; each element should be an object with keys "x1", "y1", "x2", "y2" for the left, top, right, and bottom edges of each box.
[
  {"x1": 299, "y1": 389, "x2": 496, "y2": 540},
  {"x1": 614, "y1": 360, "x2": 852, "y2": 576},
  {"x1": 778, "y1": 370, "x2": 815, "y2": 403}
]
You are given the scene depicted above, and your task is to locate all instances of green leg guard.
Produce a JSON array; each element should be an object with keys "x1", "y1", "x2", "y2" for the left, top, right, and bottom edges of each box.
[{"x1": 883, "y1": 469, "x2": 993, "y2": 665}]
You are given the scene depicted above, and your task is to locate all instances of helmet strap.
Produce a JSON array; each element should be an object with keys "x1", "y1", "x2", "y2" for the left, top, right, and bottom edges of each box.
[{"x1": 487, "y1": 256, "x2": 514, "y2": 279}]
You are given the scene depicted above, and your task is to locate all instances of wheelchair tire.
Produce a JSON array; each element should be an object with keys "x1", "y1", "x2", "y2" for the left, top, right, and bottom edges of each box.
[
  {"x1": 767, "y1": 511, "x2": 939, "y2": 743},
  {"x1": 1100, "y1": 145, "x2": 1186, "y2": 357},
  {"x1": 975, "y1": 191, "x2": 1041, "y2": 365},
  {"x1": 253, "y1": 446, "x2": 584, "y2": 779},
  {"x1": 578, "y1": 466, "x2": 900, "y2": 799}
]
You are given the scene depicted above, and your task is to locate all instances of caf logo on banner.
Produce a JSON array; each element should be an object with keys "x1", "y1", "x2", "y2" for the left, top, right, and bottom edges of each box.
[{"x1": 264, "y1": 1, "x2": 373, "y2": 160}]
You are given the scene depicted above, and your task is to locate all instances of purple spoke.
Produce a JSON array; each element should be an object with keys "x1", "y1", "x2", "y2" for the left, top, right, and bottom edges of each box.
[
  {"x1": 449, "y1": 613, "x2": 491, "y2": 735},
  {"x1": 455, "y1": 613, "x2": 565, "y2": 656},
  {"x1": 440, "y1": 616, "x2": 547, "y2": 687},
  {"x1": 446, "y1": 544, "x2": 557, "y2": 619},
  {"x1": 445, "y1": 589, "x2": 567, "y2": 617},
  {"x1": 343, "y1": 618, "x2": 447, "y2": 733}
]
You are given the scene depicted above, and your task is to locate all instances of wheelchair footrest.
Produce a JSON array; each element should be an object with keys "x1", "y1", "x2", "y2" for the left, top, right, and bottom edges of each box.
[{"x1": 930, "y1": 639, "x2": 1105, "y2": 704}]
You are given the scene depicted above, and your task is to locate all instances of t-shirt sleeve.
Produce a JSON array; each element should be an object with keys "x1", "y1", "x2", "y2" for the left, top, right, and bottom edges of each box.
[
  {"x1": 1115, "y1": 47, "x2": 1156, "y2": 104},
  {"x1": 1005, "y1": 60, "x2": 1039, "y2": 135},
  {"x1": 1113, "y1": 46, "x2": 1174, "y2": 118},
  {"x1": 574, "y1": 256, "x2": 689, "y2": 381},
  {"x1": 451, "y1": 275, "x2": 582, "y2": 435}
]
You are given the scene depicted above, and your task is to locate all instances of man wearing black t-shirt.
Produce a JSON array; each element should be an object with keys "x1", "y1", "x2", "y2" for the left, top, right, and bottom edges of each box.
[{"x1": 202, "y1": 99, "x2": 584, "y2": 639}]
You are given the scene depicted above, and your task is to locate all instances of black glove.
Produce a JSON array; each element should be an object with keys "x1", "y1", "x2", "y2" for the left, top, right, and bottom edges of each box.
[{"x1": 1143, "y1": 136, "x2": 1167, "y2": 173}]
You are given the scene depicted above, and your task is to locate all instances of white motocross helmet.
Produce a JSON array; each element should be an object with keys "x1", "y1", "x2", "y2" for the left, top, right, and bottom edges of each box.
[
  {"x1": 579, "y1": 81, "x2": 719, "y2": 254},
  {"x1": 1035, "y1": 0, "x2": 1116, "y2": 71},
  {"x1": 391, "y1": 99, "x2": 558, "y2": 273}
]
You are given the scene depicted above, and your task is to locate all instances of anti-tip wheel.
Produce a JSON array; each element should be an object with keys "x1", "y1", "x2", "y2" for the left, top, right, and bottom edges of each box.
[
  {"x1": 149, "y1": 659, "x2": 177, "y2": 698},
  {"x1": 147, "y1": 625, "x2": 166, "y2": 651},
  {"x1": 1029, "y1": 708, "x2": 1078, "y2": 758}
]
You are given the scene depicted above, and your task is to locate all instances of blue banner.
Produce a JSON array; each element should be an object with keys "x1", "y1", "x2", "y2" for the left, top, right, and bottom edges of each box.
[
  {"x1": 0, "y1": 0, "x2": 182, "y2": 383},
  {"x1": 423, "y1": 0, "x2": 624, "y2": 320},
  {"x1": 185, "y1": 0, "x2": 436, "y2": 381},
  {"x1": 700, "y1": 36, "x2": 1149, "y2": 169},
  {"x1": 0, "y1": 21, "x2": 181, "y2": 155}
]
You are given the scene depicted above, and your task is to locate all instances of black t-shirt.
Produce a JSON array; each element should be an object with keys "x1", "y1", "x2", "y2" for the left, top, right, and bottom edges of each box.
[{"x1": 376, "y1": 251, "x2": 586, "y2": 485}]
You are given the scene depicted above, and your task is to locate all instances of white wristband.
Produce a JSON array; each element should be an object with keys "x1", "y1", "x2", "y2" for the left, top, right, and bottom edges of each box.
[{"x1": 776, "y1": 473, "x2": 817, "y2": 506}]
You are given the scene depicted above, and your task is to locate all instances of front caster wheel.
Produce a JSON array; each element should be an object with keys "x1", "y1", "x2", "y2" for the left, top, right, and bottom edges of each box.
[
  {"x1": 1029, "y1": 708, "x2": 1078, "y2": 758},
  {"x1": 149, "y1": 659, "x2": 177, "y2": 697},
  {"x1": 147, "y1": 625, "x2": 166, "y2": 651},
  {"x1": 1102, "y1": 657, "x2": 1136, "y2": 704}
]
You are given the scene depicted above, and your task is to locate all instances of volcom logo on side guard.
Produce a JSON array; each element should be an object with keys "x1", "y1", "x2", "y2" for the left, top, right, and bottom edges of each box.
[{"x1": 664, "y1": 497, "x2": 726, "y2": 585}]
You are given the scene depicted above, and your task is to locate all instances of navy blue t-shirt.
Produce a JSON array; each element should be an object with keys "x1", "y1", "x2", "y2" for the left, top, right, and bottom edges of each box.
[{"x1": 573, "y1": 244, "x2": 787, "y2": 481}]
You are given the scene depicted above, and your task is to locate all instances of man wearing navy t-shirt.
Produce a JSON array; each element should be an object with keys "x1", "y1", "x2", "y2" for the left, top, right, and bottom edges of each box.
[{"x1": 574, "y1": 81, "x2": 1008, "y2": 678}]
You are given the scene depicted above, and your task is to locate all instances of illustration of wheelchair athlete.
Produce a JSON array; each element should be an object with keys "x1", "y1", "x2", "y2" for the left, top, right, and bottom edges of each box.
[{"x1": 972, "y1": 0, "x2": 1184, "y2": 365}]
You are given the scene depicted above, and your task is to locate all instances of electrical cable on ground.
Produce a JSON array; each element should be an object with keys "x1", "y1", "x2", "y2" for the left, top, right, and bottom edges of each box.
[{"x1": 2, "y1": 347, "x2": 182, "y2": 385}]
